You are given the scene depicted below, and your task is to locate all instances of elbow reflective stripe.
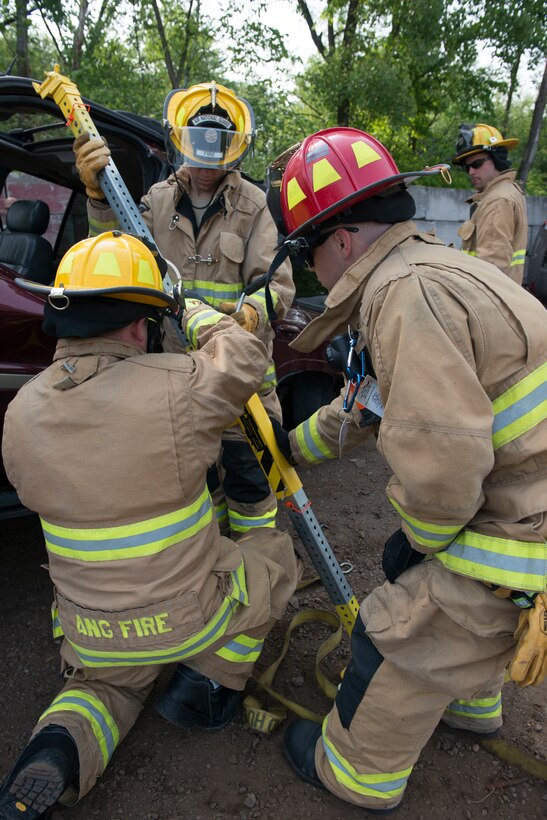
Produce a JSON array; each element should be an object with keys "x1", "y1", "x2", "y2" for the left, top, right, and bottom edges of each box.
[
  {"x1": 215, "y1": 633, "x2": 264, "y2": 663},
  {"x1": 322, "y1": 718, "x2": 411, "y2": 799},
  {"x1": 39, "y1": 690, "x2": 119, "y2": 768},
  {"x1": 64, "y1": 562, "x2": 248, "y2": 667},
  {"x1": 434, "y1": 529, "x2": 547, "y2": 592},
  {"x1": 51, "y1": 605, "x2": 63, "y2": 639},
  {"x1": 511, "y1": 249, "x2": 526, "y2": 266},
  {"x1": 88, "y1": 215, "x2": 119, "y2": 237},
  {"x1": 295, "y1": 412, "x2": 334, "y2": 464},
  {"x1": 444, "y1": 694, "x2": 502, "y2": 721},
  {"x1": 462, "y1": 250, "x2": 477, "y2": 257},
  {"x1": 388, "y1": 498, "x2": 461, "y2": 549},
  {"x1": 40, "y1": 486, "x2": 213, "y2": 562},
  {"x1": 181, "y1": 279, "x2": 241, "y2": 308},
  {"x1": 228, "y1": 507, "x2": 277, "y2": 534},
  {"x1": 260, "y1": 363, "x2": 278, "y2": 392},
  {"x1": 491, "y1": 362, "x2": 547, "y2": 450},
  {"x1": 185, "y1": 308, "x2": 225, "y2": 347}
]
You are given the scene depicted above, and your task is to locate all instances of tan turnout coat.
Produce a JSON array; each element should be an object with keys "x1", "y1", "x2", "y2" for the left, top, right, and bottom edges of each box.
[{"x1": 458, "y1": 169, "x2": 528, "y2": 284}]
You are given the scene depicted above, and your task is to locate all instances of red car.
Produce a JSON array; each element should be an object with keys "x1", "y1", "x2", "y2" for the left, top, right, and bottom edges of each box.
[{"x1": 0, "y1": 76, "x2": 341, "y2": 518}]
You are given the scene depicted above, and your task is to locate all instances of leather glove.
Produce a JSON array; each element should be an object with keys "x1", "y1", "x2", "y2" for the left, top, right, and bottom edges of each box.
[
  {"x1": 508, "y1": 592, "x2": 547, "y2": 687},
  {"x1": 73, "y1": 132, "x2": 110, "y2": 200},
  {"x1": 269, "y1": 417, "x2": 296, "y2": 465},
  {"x1": 382, "y1": 528, "x2": 426, "y2": 583},
  {"x1": 219, "y1": 301, "x2": 259, "y2": 333}
]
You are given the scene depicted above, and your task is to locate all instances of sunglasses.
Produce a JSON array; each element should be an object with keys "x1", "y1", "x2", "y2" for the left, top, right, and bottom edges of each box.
[
  {"x1": 303, "y1": 227, "x2": 359, "y2": 269},
  {"x1": 462, "y1": 157, "x2": 491, "y2": 173}
]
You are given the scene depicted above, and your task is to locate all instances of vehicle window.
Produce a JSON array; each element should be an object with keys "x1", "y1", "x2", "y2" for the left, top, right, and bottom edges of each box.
[
  {"x1": 1, "y1": 171, "x2": 72, "y2": 247},
  {"x1": 55, "y1": 191, "x2": 90, "y2": 260}
]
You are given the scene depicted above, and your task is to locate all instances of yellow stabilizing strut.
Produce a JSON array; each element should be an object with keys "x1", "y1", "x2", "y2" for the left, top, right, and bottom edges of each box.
[
  {"x1": 33, "y1": 65, "x2": 174, "y2": 293},
  {"x1": 239, "y1": 394, "x2": 359, "y2": 635}
]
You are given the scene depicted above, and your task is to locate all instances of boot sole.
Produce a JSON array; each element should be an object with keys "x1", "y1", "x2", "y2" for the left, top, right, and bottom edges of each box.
[{"x1": 0, "y1": 757, "x2": 66, "y2": 818}]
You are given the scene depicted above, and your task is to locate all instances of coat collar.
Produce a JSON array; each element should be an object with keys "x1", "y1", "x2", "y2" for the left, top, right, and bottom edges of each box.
[{"x1": 53, "y1": 337, "x2": 144, "y2": 362}]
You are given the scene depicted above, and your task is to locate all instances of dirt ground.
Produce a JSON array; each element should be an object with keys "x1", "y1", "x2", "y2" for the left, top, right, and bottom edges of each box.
[{"x1": 0, "y1": 437, "x2": 545, "y2": 819}]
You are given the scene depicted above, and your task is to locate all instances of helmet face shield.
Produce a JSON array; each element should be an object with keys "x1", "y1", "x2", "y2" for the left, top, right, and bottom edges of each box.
[{"x1": 166, "y1": 126, "x2": 251, "y2": 170}]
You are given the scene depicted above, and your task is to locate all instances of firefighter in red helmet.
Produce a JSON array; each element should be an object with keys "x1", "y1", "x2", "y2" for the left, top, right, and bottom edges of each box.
[{"x1": 268, "y1": 128, "x2": 547, "y2": 813}]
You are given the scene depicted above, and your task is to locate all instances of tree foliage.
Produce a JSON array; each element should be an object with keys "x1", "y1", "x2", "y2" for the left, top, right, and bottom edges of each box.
[{"x1": 0, "y1": 0, "x2": 544, "y2": 191}]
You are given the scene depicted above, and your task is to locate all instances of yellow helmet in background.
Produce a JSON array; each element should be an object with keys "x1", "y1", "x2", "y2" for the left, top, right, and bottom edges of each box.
[
  {"x1": 16, "y1": 231, "x2": 177, "y2": 309},
  {"x1": 452, "y1": 123, "x2": 519, "y2": 164},
  {"x1": 163, "y1": 81, "x2": 256, "y2": 170}
]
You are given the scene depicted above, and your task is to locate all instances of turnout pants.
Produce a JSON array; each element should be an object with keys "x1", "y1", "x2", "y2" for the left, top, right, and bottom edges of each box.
[
  {"x1": 33, "y1": 528, "x2": 297, "y2": 801},
  {"x1": 314, "y1": 560, "x2": 520, "y2": 811},
  {"x1": 210, "y1": 387, "x2": 282, "y2": 536}
]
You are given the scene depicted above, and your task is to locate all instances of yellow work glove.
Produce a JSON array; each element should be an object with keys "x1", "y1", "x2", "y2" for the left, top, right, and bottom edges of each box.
[
  {"x1": 219, "y1": 301, "x2": 259, "y2": 333},
  {"x1": 73, "y1": 132, "x2": 111, "y2": 200},
  {"x1": 508, "y1": 592, "x2": 547, "y2": 687}
]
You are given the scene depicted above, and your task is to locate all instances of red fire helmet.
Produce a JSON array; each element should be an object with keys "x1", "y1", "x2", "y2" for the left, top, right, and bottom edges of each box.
[{"x1": 280, "y1": 127, "x2": 448, "y2": 239}]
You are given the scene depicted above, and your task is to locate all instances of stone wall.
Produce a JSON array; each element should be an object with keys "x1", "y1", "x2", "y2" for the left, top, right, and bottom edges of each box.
[{"x1": 410, "y1": 186, "x2": 546, "y2": 279}]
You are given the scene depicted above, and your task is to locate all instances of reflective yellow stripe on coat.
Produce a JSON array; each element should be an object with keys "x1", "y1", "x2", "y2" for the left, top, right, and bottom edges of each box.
[
  {"x1": 434, "y1": 530, "x2": 546, "y2": 592},
  {"x1": 41, "y1": 485, "x2": 213, "y2": 562},
  {"x1": 295, "y1": 411, "x2": 334, "y2": 463},
  {"x1": 491, "y1": 362, "x2": 547, "y2": 451}
]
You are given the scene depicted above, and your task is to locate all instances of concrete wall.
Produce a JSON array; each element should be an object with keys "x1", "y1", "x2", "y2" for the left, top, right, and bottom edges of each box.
[{"x1": 410, "y1": 186, "x2": 546, "y2": 266}]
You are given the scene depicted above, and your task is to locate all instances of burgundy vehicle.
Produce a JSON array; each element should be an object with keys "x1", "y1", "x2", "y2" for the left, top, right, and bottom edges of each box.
[{"x1": 0, "y1": 76, "x2": 341, "y2": 518}]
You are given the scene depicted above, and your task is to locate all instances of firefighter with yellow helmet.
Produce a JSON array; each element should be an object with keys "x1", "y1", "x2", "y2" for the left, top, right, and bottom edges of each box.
[
  {"x1": 452, "y1": 123, "x2": 528, "y2": 284},
  {"x1": 0, "y1": 232, "x2": 298, "y2": 817},
  {"x1": 265, "y1": 127, "x2": 547, "y2": 813},
  {"x1": 72, "y1": 81, "x2": 295, "y2": 540}
]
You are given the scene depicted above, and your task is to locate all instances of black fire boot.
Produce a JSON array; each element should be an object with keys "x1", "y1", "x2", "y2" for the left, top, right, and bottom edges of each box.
[
  {"x1": 282, "y1": 719, "x2": 325, "y2": 790},
  {"x1": 0, "y1": 725, "x2": 79, "y2": 819},
  {"x1": 154, "y1": 663, "x2": 241, "y2": 731},
  {"x1": 283, "y1": 720, "x2": 400, "y2": 815}
]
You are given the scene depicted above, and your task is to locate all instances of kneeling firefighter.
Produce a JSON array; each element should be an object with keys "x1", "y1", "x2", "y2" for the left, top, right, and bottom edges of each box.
[
  {"x1": 265, "y1": 127, "x2": 547, "y2": 812},
  {"x1": 0, "y1": 232, "x2": 298, "y2": 817}
]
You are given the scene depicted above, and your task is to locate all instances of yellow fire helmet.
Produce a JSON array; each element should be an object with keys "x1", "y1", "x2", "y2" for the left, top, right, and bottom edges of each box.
[
  {"x1": 15, "y1": 231, "x2": 178, "y2": 309},
  {"x1": 452, "y1": 123, "x2": 519, "y2": 164},
  {"x1": 163, "y1": 81, "x2": 256, "y2": 170}
]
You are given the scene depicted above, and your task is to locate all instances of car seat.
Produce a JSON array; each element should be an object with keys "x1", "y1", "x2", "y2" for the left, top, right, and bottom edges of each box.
[{"x1": 0, "y1": 200, "x2": 54, "y2": 284}]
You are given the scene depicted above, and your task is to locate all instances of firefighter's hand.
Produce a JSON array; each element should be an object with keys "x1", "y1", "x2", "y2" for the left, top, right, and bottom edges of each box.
[
  {"x1": 382, "y1": 528, "x2": 425, "y2": 583},
  {"x1": 508, "y1": 593, "x2": 547, "y2": 687},
  {"x1": 219, "y1": 301, "x2": 259, "y2": 333},
  {"x1": 269, "y1": 417, "x2": 296, "y2": 465},
  {"x1": 73, "y1": 133, "x2": 110, "y2": 200}
]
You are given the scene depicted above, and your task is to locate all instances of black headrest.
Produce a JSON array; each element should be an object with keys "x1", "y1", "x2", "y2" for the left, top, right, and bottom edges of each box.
[{"x1": 6, "y1": 200, "x2": 50, "y2": 235}]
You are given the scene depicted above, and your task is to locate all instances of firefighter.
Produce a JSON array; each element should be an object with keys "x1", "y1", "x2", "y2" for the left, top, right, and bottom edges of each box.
[
  {"x1": 452, "y1": 123, "x2": 528, "y2": 284},
  {"x1": 0, "y1": 232, "x2": 298, "y2": 818},
  {"x1": 268, "y1": 128, "x2": 547, "y2": 812},
  {"x1": 72, "y1": 81, "x2": 295, "y2": 538}
]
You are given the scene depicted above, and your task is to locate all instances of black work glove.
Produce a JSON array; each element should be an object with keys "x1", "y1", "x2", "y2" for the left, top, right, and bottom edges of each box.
[
  {"x1": 269, "y1": 417, "x2": 296, "y2": 465},
  {"x1": 382, "y1": 528, "x2": 426, "y2": 583}
]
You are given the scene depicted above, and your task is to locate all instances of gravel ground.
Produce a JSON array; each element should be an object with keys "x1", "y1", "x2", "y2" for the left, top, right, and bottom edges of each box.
[{"x1": 0, "y1": 437, "x2": 545, "y2": 819}]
